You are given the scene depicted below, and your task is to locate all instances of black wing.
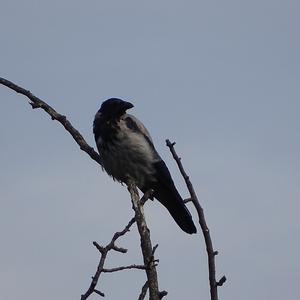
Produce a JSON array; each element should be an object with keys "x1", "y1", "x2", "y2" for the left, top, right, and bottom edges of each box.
[{"x1": 124, "y1": 114, "x2": 196, "y2": 234}]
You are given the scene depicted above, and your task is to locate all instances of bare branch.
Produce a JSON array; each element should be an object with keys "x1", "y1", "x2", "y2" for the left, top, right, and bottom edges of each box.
[
  {"x1": 0, "y1": 77, "x2": 102, "y2": 166},
  {"x1": 111, "y1": 245, "x2": 128, "y2": 253},
  {"x1": 108, "y1": 216, "x2": 136, "y2": 249},
  {"x1": 152, "y1": 244, "x2": 159, "y2": 256},
  {"x1": 183, "y1": 197, "x2": 193, "y2": 204},
  {"x1": 81, "y1": 217, "x2": 136, "y2": 300},
  {"x1": 138, "y1": 281, "x2": 149, "y2": 300},
  {"x1": 166, "y1": 139, "x2": 226, "y2": 300},
  {"x1": 127, "y1": 182, "x2": 161, "y2": 300},
  {"x1": 102, "y1": 264, "x2": 146, "y2": 273},
  {"x1": 93, "y1": 241, "x2": 105, "y2": 254},
  {"x1": 216, "y1": 276, "x2": 227, "y2": 287},
  {"x1": 159, "y1": 291, "x2": 168, "y2": 299},
  {"x1": 81, "y1": 251, "x2": 107, "y2": 300},
  {"x1": 94, "y1": 290, "x2": 105, "y2": 297}
]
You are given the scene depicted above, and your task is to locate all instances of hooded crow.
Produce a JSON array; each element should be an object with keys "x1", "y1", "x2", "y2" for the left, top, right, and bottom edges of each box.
[{"x1": 93, "y1": 98, "x2": 197, "y2": 234}]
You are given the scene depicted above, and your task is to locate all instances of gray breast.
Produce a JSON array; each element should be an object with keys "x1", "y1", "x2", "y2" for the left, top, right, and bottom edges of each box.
[{"x1": 97, "y1": 120, "x2": 157, "y2": 187}]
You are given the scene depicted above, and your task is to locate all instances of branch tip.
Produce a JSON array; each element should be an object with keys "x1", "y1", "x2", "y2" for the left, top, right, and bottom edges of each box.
[
  {"x1": 183, "y1": 197, "x2": 193, "y2": 203},
  {"x1": 112, "y1": 245, "x2": 127, "y2": 253},
  {"x1": 165, "y1": 139, "x2": 176, "y2": 147},
  {"x1": 94, "y1": 289, "x2": 105, "y2": 297},
  {"x1": 216, "y1": 275, "x2": 227, "y2": 287},
  {"x1": 102, "y1": 264, "x2": 146, "y2": 273},
  {"x1": 138, "y1": 281, "x2": 149, "y2": 300},
  {"x1": 152, "y1": 244, "x2": 159, "y2": 254},
  {"x1": 93, "y1": 241, "x2": 105, "y2": 254},
  {"x1": 30, "y1": 101, "x2": 40, "y2": 109},
  {"x1": 159, "y1": 290, "x2": 168, "y2": 299}
]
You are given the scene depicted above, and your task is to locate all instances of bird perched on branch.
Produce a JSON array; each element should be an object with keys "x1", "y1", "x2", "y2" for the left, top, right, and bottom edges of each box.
[{"x1": 93, "y1": 98, "x2": 197, "y2": 234}]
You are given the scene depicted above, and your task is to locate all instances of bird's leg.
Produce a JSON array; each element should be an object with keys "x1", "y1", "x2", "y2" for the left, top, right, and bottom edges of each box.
[{"x1": 140, "y1": 189, "x2": 155, "y2": 205}]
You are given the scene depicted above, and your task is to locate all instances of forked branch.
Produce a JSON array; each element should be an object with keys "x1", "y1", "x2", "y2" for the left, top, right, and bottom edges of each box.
[{"x1": 81, "y1": 217, "x2": 139, "y2": 299}]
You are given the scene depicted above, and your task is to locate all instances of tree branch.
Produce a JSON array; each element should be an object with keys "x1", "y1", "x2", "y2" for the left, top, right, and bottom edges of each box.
[
  {"x1": 166, "y1": 139, "x2": 226, "y2": 300},
  {"x1": 81, "y1": 217, "x2": 136, "y2": 299},
  {"x1": 138, "y1": 281, "x2": 149, "y2": 300},
  {"x1": 127, "y1": 182, "x2": 161, "y2": 300},
  {"x1": 102, "y1": 264, "x2": 146, "y2": 273},
  {"x1": 0, "y1": 77, "x2": 102, "y2": 166}
]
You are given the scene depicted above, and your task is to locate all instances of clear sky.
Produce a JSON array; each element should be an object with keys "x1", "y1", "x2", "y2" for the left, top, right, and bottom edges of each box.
[{"x1": 0, "y1": 1, "x2": 299, "y2": 299}]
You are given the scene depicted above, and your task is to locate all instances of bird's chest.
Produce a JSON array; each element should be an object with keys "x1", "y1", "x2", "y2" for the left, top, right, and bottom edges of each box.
[{"x1": 96, "y1": 122, "x2": 156, "y2": 185}]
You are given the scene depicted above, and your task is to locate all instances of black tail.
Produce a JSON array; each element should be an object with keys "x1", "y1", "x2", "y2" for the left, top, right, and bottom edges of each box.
[
  {"x1": 141, "y1": 160, "x2": 196, "y2": 234},
  {"x1": 152, "y1": 181, "x2": 197, "y2": 234}
]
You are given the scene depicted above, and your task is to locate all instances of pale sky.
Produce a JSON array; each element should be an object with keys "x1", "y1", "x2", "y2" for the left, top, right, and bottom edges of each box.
[{"x1": 0, "y1": 1, "x2": 299, "y2": 299}]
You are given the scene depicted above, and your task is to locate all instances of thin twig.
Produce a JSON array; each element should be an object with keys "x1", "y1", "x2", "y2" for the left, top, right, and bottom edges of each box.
[
  {"x1": 138, "y1": 281, "x2": 149, "y2": 300},
  {"x1": 183, "y1": 198, "x2": 193, "y2": 204},
  {"x1": 166, "y1": 139, "x2": 226, "y2": 300},
  {"x1": 81, "y1": 217, "x2": 136, "y2": 299},
  {"x1": 159, "y1": 291, "x2": 168, "y2": 299},
  {"x1": 81, "y1": 192, "x2": 156, "y2": 299},
  {"x1": 102, "y1": 264, "x2": 146, "y2": 273},
  {"x1": 81, "y1": 251, "x2": 107, "y2": 299},
  {"x1": 94, "y1": 289, "x2": 105, "y2": 297},
  {"x1": 216, "y1": 276, "x2": 227, "y2": 287}
]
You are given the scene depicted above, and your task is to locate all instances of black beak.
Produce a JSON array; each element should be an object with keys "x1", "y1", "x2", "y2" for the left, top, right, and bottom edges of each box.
[{"x1": 123, "y1": 101, "x2": 134, "y2": 110}]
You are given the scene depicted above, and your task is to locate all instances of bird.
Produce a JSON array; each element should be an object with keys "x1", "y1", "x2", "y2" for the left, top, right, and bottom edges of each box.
[{"x1": 93, "y1": 98, "x2": 197, "y2": 234}]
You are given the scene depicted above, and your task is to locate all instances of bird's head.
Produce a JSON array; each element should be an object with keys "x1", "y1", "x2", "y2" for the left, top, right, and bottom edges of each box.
[{"x1": 98, "y1": 98, "x2": 134, "y2": 120}]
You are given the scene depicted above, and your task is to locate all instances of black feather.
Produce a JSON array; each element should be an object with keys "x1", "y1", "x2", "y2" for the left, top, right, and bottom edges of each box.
[{"x1": 144, "y1": 160, "x2": 197, "y2": 234}]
